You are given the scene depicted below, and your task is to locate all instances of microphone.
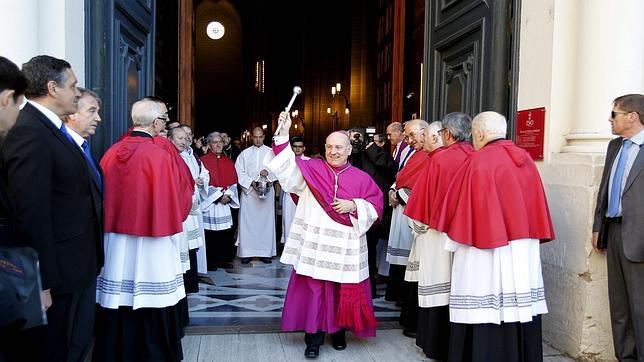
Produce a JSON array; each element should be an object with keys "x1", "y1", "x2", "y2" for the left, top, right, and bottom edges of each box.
[{"x1": 275, "y1": 86, "x2": 302, "y2": 136}]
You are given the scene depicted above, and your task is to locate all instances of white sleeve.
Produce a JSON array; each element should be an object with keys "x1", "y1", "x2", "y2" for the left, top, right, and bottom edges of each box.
[
  {"x1": 199, "y1": 164, "x2": 210, "y2": 191},
  {"x1": 349, "y1": 199, "x2": 379, "y2": 237},
  {"x1": 264, "y1": 143, "x2": 307, "y2": 195},
  {"x1": 409, "y1": 218, "x2": 428, "y2": 237},
  {"x1": 398, "y1": 187, "x2": 411, "y2": 204},
  {"x1": 224, "y1": 184, "x2": 240, "y2": 209},
  {"x1": 235, "y1": 151, "x2": 254, "y2": 194},
  {"x1": 198, "y1": 186, "x2": 224, "y2": 210},
  {"x1": 262, "y1": 146, "x2": 277, "y2": 181}
]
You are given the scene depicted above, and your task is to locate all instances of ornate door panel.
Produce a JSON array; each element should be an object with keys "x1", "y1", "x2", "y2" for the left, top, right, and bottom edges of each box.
[
  {"x1": 424, "y1": 0, "x2": 514, "y2": 124},
  {"x1": 86, "y1": 0, "x2": 156, "y2": 156}
]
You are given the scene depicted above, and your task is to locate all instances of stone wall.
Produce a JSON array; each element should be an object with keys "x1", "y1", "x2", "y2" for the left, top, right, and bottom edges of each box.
[{"x1": 539, "y1": 154, "x2": 614, "y2": 361}]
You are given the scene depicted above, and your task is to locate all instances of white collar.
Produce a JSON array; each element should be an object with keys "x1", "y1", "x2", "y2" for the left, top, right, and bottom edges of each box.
[
  {"x1": 65, "y1": 126, "x2": 85, "y2": 147},
  {"x1": 181, "y1": 147, "x2": 193, "y2": 156},
  {"x1": 27, "y1": 99, "x2": 63, "y2": 129}
]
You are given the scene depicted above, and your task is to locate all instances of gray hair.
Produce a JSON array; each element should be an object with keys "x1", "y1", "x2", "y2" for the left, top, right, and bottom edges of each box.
[
  {"x1": 441, "y1": 112, "x2": 472, "y2": 142},
  {"x1": 427, "y1": 121, "x2": 442, "y2": 137},
  {"x1": 131, "y1": 99, "x2": 163, "y2": 127},
  {"x1": 405, "y1": 119, "x2": 429, "y2": 131},
  {"x1": 472, "y1": 111, "x2": 507, "y2": 137},
  {"x1": 425, "y1": 121, "x2": 444, "y2": 147},
  {"x1": 78, "y1": 87, "x2": 101, "y2": 107},
  {"x1": 167, "y1": 126, "x2": 186, "y2": 140},
  {"x1": 387, "y1": 122, "x2": 403, "y2": 133},
  {"x1": 206, "y1": 131, "x2": 221, "y2": 143}
]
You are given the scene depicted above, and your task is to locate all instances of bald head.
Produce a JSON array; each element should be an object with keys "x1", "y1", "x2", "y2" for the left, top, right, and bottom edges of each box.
[
  {"x1": 423, "y1": 121, "x2": 444, "y2": 152},
  {"x1": 251, "y1": 126, "x2": 265, "y2": 147},
  {"x1": 325, "y1": 131, "x2": 352, "y2": 167},
  {"x1": 326, "y1": 131, "x2": 351, "y2": 146},
  {"x1": 471, "y1": 111, "x2": 507, "y2": 150}
]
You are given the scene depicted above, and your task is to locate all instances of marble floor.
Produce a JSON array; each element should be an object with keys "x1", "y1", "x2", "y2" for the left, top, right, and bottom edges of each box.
[
  {"x1": 187, "y1": 257, "x2": 401, "y2": 333},
  {"x1": 181, "y1": 330, "x2": 575, "y2": 362},
  {"x1": 185, "y1": 257, "x2": 574, "y2": 361}
]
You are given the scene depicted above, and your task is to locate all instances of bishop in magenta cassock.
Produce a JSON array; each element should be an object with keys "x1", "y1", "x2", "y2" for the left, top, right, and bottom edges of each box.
[
  {"x1": 266, "y1": 112, "x2": 383, "y2": 359},
  {"x1": 94, "y1": 99, "x2": 193, "y2": 362},
  {"x1": 404, "y1": 115, "x2": 473, "y2": 360},
  {"x1": 436, "y1": 111, "x2": 555, "y2": 362}
]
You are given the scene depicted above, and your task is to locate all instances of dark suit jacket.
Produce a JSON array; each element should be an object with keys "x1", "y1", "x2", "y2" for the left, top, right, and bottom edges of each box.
[
  {"x1": 362, "y1": 143, "x2": 397, "y2": 196},
  {"x1": 593, "y1": 137, "x2": 644, "y2": 262},
  {"x1": 0, "y1": 102, "x2": 103, "y2": 294},
  {"x1": 0, "y1": 178, "x2": 15, "y2": 246}
]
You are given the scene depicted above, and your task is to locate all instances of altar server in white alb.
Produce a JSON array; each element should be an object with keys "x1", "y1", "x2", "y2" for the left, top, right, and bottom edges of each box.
[
  {"x1": 436, "y1": 111, "x2": 555, "y2": 362},
  {"x1": 280, "y1": 136, "x2": 308, "y2": 243},
  {"x1": 235, "y1": 126, "x2": 276, "y2": 264},
  {"x1": 175, "y1": 125, "x2": 210, "y2": 284},
  {"x1": 95, "y1": 98, "x2": 193, "y2": 361},
  {"x1": 200, "y1": 132, "x2": 240, "y2": 270}
]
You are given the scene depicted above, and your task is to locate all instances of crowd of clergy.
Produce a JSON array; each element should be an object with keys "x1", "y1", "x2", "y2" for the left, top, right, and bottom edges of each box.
[
  {"x1": 263, "y1": 110, "x2": 555, "y2": 361},
  {"x1": 1, "y1": 54, "x2": 556, "y2": 362}
]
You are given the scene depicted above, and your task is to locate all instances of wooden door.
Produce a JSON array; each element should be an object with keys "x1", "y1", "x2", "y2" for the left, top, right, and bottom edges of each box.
[
  {"x1": 423, "y1": 0, "x2": 517, "y2": 128},
  {"x1": 86, "y1": 0, "x2": 156, "y2": 156}
]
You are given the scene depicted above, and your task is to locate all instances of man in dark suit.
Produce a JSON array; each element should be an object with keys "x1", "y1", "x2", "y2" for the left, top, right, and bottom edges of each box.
[
  {"x1": 0, "y1": 56, "x2": 27, "y2": 243},
  {"x1": 0, "y1": 55, "x2": 103, "y2": 362},
  {"x1": 63, "y1": 87, "x2": 104, "y2": 202},
  {"x1": 592, "y1": 94, "x2": 644, "y2": 361},
  {"x1": 357, "y1": 132, "x2": 397, "y2": 297},
  {"x1": 0, "y1": 56, "x2": 28, "y2": 335}
]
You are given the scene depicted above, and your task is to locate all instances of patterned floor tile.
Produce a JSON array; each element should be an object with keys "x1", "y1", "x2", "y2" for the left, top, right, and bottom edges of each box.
[{"x1": 188, "y1": 257, "x2": 400, "y2": 327}]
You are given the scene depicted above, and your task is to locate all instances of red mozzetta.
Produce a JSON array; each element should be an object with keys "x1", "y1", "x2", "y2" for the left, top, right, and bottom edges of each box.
[
  {"x1": 436, "y1": 139, "x2": 555, "y2": 248},
  {"x1": 100, "y1": 135, "x2": 193, "y2": 237}
]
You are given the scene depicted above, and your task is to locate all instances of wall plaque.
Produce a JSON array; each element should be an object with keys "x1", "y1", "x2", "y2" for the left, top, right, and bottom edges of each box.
[{"x1": 516, "y1": 107, "x2": 545, "y2": 160}]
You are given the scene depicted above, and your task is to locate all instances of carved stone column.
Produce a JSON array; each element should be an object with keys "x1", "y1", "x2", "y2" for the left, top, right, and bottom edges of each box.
[{"x1": 563, "y1": 0, "x2": 644, "y2": 153}]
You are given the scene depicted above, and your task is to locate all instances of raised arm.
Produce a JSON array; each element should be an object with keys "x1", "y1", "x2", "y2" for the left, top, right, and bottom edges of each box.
[{"x1": 265, "y1": 112, "x2": 307, "y2": 195}]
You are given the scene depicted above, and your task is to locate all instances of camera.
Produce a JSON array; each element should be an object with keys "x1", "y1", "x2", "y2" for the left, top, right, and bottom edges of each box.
[{"x1": 349, "y1": 131, "x2": 364, "y2": 154}]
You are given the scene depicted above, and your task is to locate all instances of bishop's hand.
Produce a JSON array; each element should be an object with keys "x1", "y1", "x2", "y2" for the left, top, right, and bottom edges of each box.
[
  {"x1": 332, "y1": 198, "x2": 357, "y2": 214},
  {"x1": 278, "y1": 111, "x2": 291, "y2": 137}
]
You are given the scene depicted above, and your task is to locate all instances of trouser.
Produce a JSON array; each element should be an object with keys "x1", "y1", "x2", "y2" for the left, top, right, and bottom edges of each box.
[
  {"x1": 366, "y1": 224, "x2": 381, "y2": 297},
  {"x1": 304, "y1": 329, "x2": 346, "y2": 347},
  {"x1": 1, "y1": 280, "x2": 96, "y2": 362},
  {"x1": 205, "y1": 229, "x2": 235, "y2": 269},
  {"x1": 399, "y1": 281, "x2": 419, "y2": 332},
  {"x1": 606, "y1": 219, "x2": 644, "y2": 361},
  {"x1": 183, "y1": 249, "x2": 199, "y2": 293}
]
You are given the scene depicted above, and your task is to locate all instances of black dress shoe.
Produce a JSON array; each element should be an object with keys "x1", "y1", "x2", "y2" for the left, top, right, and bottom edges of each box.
[
  {"x1": 197, "y1": 276, "x2": 215, "y2": 285},
  {"x1": 402, "y1": 328, "x2": 417, "y2": 338},
  {"x1": 331, "y1": 331, "x2": 347, "y2": 351},
  {"x1": 304, "y1": 345, "x2": 319, "y2": 358},
  {"x1": 332, "y1": 343, "x2": 347, "y2": 351},
  {"x1": 259, "y1": 257, "x2": 272, "y2": 264},
  {"x1": 241, "y1": 257, "x2": 251, "y2": 264}
]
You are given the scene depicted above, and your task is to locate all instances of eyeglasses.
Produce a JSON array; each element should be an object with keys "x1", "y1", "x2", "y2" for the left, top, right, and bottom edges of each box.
[
  {"x1": 405, "y1": 128, "x2": 426, "y2": 140},
  {"x1": 438, "y1": 128, "x2": 447, "y2": 134},
  {"x1": 611, "y1": 111, "x2": 632, "y2": 119},
  {"x1": 156, "y1": 116, "x2": 168, "y2": 123}
]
